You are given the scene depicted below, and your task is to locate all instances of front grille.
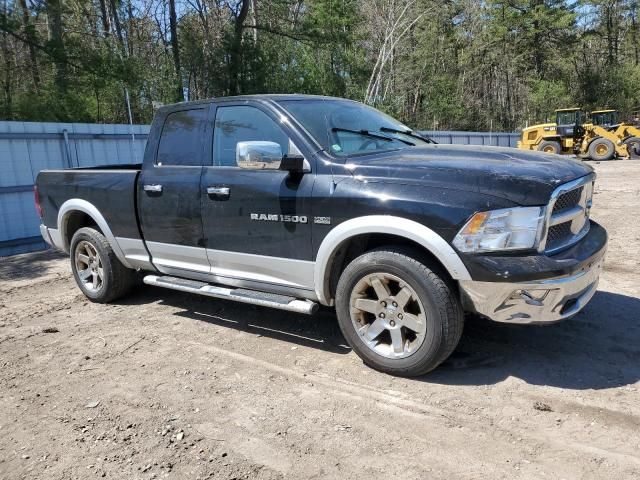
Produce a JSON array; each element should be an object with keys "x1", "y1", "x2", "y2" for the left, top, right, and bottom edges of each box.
[
  {"x1": 543, "y1": 176, "x2": 594, "y2": 253},
  {"x1": 546, "y1": 221, "x2": 572, "y2": 250},
  {"x1": 552, "y1": 186, "x2": 583, "y2": 214}
]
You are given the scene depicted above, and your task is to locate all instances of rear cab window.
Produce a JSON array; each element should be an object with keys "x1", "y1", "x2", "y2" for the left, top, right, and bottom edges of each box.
[{"x1": 156, "y1": 108, "x2": 207, "y2": 166}]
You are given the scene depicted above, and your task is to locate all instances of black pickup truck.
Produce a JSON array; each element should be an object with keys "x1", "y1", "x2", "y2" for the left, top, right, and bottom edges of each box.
[{"x1": 36, "y1": 94, "x2": 607, "y2": 376}]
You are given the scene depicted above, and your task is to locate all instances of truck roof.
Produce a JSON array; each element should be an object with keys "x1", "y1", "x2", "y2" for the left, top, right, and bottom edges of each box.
[{"x1": 156, "y1": 94, "x2": 351, "y2": 113}]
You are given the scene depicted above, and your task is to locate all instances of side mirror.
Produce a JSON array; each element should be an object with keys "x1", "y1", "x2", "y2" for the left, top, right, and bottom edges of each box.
[
  {"x1": 236, "y1": 141, "x2": 282, "y2": 170},
  {"x1": 279, "y1": 154, "x2": 305, "y2": 174}
]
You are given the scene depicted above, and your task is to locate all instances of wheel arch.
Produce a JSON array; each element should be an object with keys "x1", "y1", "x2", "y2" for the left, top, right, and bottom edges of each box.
[
  {"x1": 314, "y1": 216, "x2": 471, "y2": 306},
  {"x1": 57, "y1": 199, "x2": 132, "y2": 268}
]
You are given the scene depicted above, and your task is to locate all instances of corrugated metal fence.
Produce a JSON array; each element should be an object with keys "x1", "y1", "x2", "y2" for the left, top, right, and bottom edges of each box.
[
  {"x1": 421, "y1": 130, "x2": 520, "y2": 147},
  {"x1": 0, "y1": 121, "x2": 149, "y2": 257},
  {"x1": 0, "y1": 121, "x2": 518, "y2": 257}
]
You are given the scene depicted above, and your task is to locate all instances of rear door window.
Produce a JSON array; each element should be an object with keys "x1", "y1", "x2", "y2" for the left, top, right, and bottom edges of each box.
[{"x1": 156, "y1": 108, "x2": 207, "y2": 166}]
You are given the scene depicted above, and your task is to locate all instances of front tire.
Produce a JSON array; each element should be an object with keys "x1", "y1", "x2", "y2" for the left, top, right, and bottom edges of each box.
[
  {"x1": 70, "y1": 227, "x2": 135, "y2": 303},
  {"x1": 588, "y1": 138, "x2": 615, "y2": 161},
  {"x1": 335, "y1": 247, "x2": 464, "y2": 376},
  {"x1": 537, "y1": 140, "x2": 561, "y2": 155},
  {"x1": 623, "y1": 136, "x2": 640, "y2": 159}
]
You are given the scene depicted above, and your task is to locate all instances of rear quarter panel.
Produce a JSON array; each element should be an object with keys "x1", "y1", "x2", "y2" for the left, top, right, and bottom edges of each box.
[{"x1": 37, "y1": 168, "x2": 141, "y2": 239}]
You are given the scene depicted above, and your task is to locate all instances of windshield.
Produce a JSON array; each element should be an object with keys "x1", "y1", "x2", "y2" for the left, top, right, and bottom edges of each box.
[
  {"x1": 556, "y1": 111, "x2": 578, "y2": 125},
  {"x1": 592, "y1": 112, "x2": 618, "y2": 126},
  {"x1": 278, "y1": 99, "x2": 430, "y2": 156}
]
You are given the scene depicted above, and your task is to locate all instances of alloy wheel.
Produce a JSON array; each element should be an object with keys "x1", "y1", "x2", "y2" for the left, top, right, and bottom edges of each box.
[
  {"x1": 75, "y1": 240, "x2": 104, "y2": 292},
  {"x1": 349, "y1": 273, "x2": 427, "y2": 359}
]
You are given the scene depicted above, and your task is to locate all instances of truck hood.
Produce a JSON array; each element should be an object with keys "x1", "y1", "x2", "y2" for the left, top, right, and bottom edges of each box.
[{"x1": 345, "y1": 144, "x2": 593, "y2": 205}]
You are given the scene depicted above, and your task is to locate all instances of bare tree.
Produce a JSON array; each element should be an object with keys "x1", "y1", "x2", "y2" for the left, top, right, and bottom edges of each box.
[
  {"x1": 18, "y1": 0, "x2": 39, "y2": 90},
  {"x1": 46, "y1": 0, "x2": 67, "y2": 89},
  {"x1": 169, "y1": 0, "x2": 183, "y2": 101}
]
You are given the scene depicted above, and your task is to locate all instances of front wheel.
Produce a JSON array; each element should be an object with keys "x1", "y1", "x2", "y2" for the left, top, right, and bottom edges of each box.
[
  {"x1": 537, "y1": 140, "x2": 561, "y2": 155},
  {"x1": 335, "y1": 247, "x2": 464, "y2": 376},
  {"x1": 588, "y1": 138, "x2": 615, "y2": 161},
  {"x1": 623, "y1": 136, "x2": 640, "y2": 159},
  {"x1": 70, "y1": 227, "x2": 135, "y2": 303}
]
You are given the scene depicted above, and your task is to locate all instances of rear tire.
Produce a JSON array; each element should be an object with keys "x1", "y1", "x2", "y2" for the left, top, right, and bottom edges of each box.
[
  {"x1": 537, "y1": 140, "x2": 561, "y2": 155},
  {"x1": 588, "y1": 138, "x2": 615, "y2": 161},
  {"x1": 70, "y1": 227, "x2": 135, "y2": 303},
  {"x1": 335, "y1": 247, "x2": 464, "y2": 377},
  {"x1": 623, "y1": 136, "x2": 640, "y2": 159}
]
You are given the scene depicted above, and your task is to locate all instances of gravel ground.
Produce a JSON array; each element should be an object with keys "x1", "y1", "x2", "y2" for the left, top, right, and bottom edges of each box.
[{"x1": 1, "y1": 160, "x2": 639, "y2": 480}]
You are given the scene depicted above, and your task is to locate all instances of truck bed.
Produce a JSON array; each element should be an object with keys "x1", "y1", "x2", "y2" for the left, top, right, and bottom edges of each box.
[{"x1": 37, "y1": 165, "x2": 143, "y2": 242}]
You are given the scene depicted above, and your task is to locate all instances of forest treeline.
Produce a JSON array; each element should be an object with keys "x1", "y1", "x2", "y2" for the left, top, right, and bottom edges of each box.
[{"x1": 1, "y1": 0, "x2": 639, "y2": 131}]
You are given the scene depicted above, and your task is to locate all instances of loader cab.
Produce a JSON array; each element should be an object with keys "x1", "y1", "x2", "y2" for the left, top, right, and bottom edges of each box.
[
  {"x1": 555, "y1": 108, "x2": 586, "y2": 138},
  {"x1": 591, "y1": 109, "x2": 619, "y2": 128}
]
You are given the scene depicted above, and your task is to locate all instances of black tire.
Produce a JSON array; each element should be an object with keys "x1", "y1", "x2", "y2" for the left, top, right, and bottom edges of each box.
[
  {"x1": 335, "y1": 247, "x2": 464, "y2": 377},
  {"x1": 70, "y1": 227, "x2": 135, "y2": 303},
  {"x1": 623, "y1": 136, "x2": 640, "y2": 159},
  {"x1": 587, "y1": 138, "x2": 615, "y2": 161},
  {"x1": 537, "y1": 140, "x2": 561, "y2": 155}
]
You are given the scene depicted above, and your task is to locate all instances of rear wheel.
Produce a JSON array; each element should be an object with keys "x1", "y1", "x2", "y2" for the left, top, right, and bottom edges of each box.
[
  {"x1": 335, "y1": 247, "x2": 464, "y2": 376},
  {"x1": 588, "y1": 138, "x2": 615, "y2": 161},
  {"x1": 537, "y1": 140, "x2": 561, "y2": 155},
  {"x1": 70, "y1": 227, "x2": 135, "y2": 303},
  {"x1": 623, "y1": 136, "x2": 640, "y2": 159}
]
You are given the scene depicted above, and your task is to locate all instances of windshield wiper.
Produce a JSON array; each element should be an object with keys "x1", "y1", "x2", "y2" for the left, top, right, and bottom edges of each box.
[
  {"x1": 379, "y1": 127, "x2": 437, "y2": 144},
  {"x1": 331, "y1": 127, "x2": 414, "y2": 145}
]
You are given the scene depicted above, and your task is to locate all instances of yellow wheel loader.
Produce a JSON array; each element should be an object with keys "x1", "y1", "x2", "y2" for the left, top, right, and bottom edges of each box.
[
  {"x1": 589, "y1": 109, "x2": 640, "y2": 159},
  {"x1": 518, "y1": 108, "x2": 586, "y2": 155},
  {"x1": 518, "y1": 108, "x2": 639, "y2": 160}
]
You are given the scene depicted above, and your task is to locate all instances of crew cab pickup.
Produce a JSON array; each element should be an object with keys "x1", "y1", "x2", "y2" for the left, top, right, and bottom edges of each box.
[{"x1": 36, "y1": 95, "x2": 607, "y2": 376}]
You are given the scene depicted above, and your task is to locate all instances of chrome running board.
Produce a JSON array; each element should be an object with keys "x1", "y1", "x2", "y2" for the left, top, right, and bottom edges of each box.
[{"x1": 143, "y1": 275, "x2": 318, "y2": 315}]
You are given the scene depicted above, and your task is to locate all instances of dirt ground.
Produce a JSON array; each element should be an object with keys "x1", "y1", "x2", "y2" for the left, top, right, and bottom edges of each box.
[{"x1": 1, "y1": 160, "x2": 640, "y2": 480}]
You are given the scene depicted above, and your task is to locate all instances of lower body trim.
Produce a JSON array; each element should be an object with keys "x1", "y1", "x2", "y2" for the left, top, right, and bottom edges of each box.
[{"x1": 40, "y1": 225, "x2": 64, "y2": 250}]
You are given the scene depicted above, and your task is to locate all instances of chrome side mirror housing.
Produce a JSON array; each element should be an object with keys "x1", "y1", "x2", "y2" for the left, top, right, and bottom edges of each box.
[{"x1": 236, "y1": 141, "x2": 283, "y2": 170}]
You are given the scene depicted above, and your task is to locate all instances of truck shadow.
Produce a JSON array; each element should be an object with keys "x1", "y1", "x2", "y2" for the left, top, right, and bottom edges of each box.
[
  {"x1": 123, "y1": 286, "x2": 351, "y2": 355},
  {"x1": 120, "y1": 288, "x2": 640, "y2": 390},
  {"x1": 427, "y1": 291, "x2": 640, "y2": 390},
  {"x1": 0, "y1": 249, "x2": 65, "y2": 282}
]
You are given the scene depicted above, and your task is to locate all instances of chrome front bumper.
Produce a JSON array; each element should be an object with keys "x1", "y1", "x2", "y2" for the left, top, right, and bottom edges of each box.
[{"x1": 459, "y1": 256, "x2": 604, "y2": 325}]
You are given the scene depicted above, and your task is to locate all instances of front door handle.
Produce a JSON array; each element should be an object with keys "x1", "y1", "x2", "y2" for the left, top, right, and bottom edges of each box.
[
  {"x1": 206, "y1": 186, "x2": 230, "y2": 199},
  {"x1": 143, "y1": 184, "x2": 163, "y2": 193}
]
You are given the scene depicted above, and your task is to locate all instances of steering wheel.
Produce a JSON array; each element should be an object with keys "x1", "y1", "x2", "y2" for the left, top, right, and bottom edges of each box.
[{"x1": 359, "y1": 139, "x2": 379, "y2": 151}]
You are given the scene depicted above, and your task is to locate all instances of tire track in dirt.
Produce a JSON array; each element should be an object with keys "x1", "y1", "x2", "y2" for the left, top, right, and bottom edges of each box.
[{"x1": 178, "y1": 340, "x2": 640, "y2": 470}]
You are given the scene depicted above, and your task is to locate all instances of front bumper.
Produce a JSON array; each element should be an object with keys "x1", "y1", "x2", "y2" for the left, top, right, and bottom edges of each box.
[
  {"x1": 458, "y1": 221, "x2": 607, "y2": 325},
  {"x1": 460, "y1": 256, "x2": 603, "y2": 324}
]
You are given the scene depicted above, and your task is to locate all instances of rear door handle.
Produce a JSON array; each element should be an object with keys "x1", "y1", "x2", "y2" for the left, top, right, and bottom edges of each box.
[
  {"x1": 206, "y1": 186, "x2": 230, "y2": 198},
  {"x1": 143, "y1": 184, "x2": 163, "y2": 193}
]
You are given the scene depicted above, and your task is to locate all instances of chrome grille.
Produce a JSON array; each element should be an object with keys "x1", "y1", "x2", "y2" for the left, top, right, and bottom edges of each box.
[
  {"x1": 546, "y1": 221, "x2": 573, "y2": 250},
  {"x1": 541, "y1": 175, "x2": 595, "y2": 254},
  {"x1": 552, "y1": 187, "x2": 583, "y2": 214}
]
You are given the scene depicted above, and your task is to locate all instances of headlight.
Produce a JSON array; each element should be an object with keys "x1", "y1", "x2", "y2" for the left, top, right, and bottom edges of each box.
[{"x1": 453, "y1": 206, "x2": 544, "y2": 253}]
